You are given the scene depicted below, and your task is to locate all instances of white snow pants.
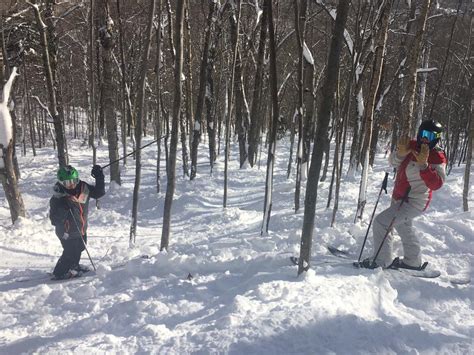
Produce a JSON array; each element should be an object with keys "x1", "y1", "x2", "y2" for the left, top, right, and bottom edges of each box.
[{"x1": 372, "y1": 199, "x2": 423, "y2": 267}]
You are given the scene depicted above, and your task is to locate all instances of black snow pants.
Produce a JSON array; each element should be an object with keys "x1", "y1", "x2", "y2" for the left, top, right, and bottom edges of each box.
[{"x1": 53, "y1": 235, "x2": 87, "y2": 277}]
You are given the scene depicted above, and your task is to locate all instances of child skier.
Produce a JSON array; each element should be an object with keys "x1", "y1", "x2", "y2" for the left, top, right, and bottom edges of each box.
[
  {"x1": 49, "y1": 164, "x2": 105, "y2": 279},
  {"x1": 360, "y1": 120, "x2": 446, "y2": 269}
]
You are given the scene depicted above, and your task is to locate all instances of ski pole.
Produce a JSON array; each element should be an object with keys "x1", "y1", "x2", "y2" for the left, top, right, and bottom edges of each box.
[
  {"x1": 101, "y1": 136, "x2": 164, "y2": 170},
  {"x1": 357, "y1": 172, "x2": 389, "y2": 263},
  {"x1": 370, "y1": 186, "x2": 411, "y2": 268},
  {"x1": 68, "y1": 209, "x2": 97, "y2": 271}
]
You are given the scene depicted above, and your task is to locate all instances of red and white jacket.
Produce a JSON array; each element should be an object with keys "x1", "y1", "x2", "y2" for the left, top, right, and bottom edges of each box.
[{"x1": 389, "y1": 140, "x2": 446, "y2": 211}]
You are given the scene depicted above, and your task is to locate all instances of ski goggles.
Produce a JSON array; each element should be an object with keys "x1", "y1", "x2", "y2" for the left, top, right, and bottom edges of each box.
[
  {"x1": 60, "y1": 178, "x2": 79, "y2": 188},
  {"x1": 420, "y1": 130, "x2": 441, "y2": 142}
]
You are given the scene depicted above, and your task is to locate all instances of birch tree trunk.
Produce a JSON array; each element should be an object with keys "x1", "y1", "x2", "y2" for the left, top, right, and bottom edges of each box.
[
  {"x1": 355, "y1": 0, "x2": 392, "y2": 222},
  {"x1": 161, "y1": 0, "x2": 184, "y2": 251},
  {"x1": 298, "y1": 0, "x2": 349, "y2": 275},
  {"x1": 130, "y1": 0, "x2": 156, "y2": 244},
  {"x1": 462, "y1": 11, "x2": 474, "y2": 212},
  {"x1": 293, "y1": 0, "x2": 305, "y2": 213},
  {"x1": 463, "y1": 65, "x2": 473, "y2": 211}
]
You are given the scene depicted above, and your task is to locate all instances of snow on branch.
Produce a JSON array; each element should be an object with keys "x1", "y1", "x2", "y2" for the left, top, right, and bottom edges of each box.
[
  {"x1": 26, "y1": 1, "x2": 47, "y2": 29},
  {"x1": 32, "y1": 96, "x2": 54, "y2": 123},
  {"x1": 0, "y1": 67, "x2": 18, "y2": 168},
  {"x1": 0, "y1": 67, "x2": 19, "y2": 165},
  {"x1": 315, "y1": 0, "x2": 354, "y2": 55},
  {"x1": 303, "y1": 42, "x2": 314, "y2": 65},
  {"x1": 416, "y1": 67, "x2": 438, "y2": 74}
]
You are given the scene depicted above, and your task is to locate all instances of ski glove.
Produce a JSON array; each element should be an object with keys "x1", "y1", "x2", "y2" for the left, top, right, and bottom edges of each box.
[
  {"x1": 91, "y1": 165, "x2": 104, "y2": 179},
  {"x1": 396, "y1": 136, "x2": 411, "y2": 157},
  {"x1": 413, "y1": 144, "x2": 429, "y2": 168}
]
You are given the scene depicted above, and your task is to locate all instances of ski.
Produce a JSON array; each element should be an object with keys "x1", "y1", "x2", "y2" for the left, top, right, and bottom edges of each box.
[{"x1": 289, "y1": 245, "x2": 470, "y2": 285}]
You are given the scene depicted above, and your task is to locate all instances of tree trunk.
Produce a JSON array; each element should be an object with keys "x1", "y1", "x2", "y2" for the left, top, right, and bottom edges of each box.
[
  {"x1": 355, "y1": 0, "x2": 392, "y2": 222},
  {"x1": 463, "y1": 62, "x2": 474, "y2": 211},
  {"x1": 155, "y1": 0, "x2": 163, "y2": 193},
  {"x1": 0, "y1": 67, "x2": 26, "y2": 224},
  {"x1": 29, "y1": 1, "x2": 68, "y2": 167},
  {"x1": 400, "y1": 0, "x2": 431, "y2": 136},
  {"x1": 161, "y1": 0, "x2": 184, "y2": 251},
  {"x1": 190, "y1": 2, "x2": 217, "y2": 180},
  {"x1": 23, "y1": 56, "x2": 36, "y2": 157},
  {"x1": 293, "y1": 0, "x2": 305, "y2": 212},
  {"x1": 298, "y1": 0, "x2": 350, "y2": 275},
  {"x1": 229, "y1": 6, "x2": 248, "y2": 168},
  {"x1": 130, "y1": 0, "x2": 156, "y2": 244},
  {"x1": 248, "y1": 4, "x2": 267, "y2": 167},
  {"x1": 261, "y1": 0, "x2": 279, "y2": 235},
  {"x1": 89, "y1": 0, "x2": 97, "y2": 164},
  {"x1": 100, "y1": 0, "x2": 121, "y2": 185},
  {"x1": 462, "y1": 12, "x2": 474, "y2": 212},
  {"x1": 223, "y1": 1, "x2": 241, "y2": 208}
]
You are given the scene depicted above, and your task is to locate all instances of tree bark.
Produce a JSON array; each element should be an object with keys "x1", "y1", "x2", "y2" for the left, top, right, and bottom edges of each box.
[
  {"x1": 100, "y1": 0, "x2": 121, "y2": 185},
  {"x1": 155, "y1": 0, "x2": 163, "y2": 193},
  {"x1": 28, "y1": 1, "x2": 68, "y2": 167},
  {"x1": 223, "y1": 1, "x2": 241, "y2": 208},
  {"x1": 248, "y1": 3, "x2": 267, "y2": 167},
  {"x1": 261, "y1": 0, "x2": 279, "y2": 235},
  {"x1": 0, "y1": 68, "x2": 26, "y2": 224},
  {"x1": 190, "y1": 1, "x2": 217, "y2": 179},
  {"x1": 130, "y1": 0, "x2": 156, "y2": 244},
  {"x1": 355, "y1": 0, "x2": 392, "y2": 222},
  {"x1": 298, "y1": 0, "x2": 350, "y2": 275},
  {"x1": 161, "y1": 0, "x2": 184, "y2": 250},
  {"x1": 400, "y1": 0, "x2": 431, "y2": 136}
]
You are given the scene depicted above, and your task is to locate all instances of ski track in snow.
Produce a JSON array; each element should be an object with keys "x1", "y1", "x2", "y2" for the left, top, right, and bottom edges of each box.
[{"x1": 0, "y1": 137, "x2": 473, "y2": 354}]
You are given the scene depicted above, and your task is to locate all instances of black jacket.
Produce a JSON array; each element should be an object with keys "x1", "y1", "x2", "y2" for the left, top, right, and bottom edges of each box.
[{"x1": 49, "y1": 177, "x2": 105, "y2": 239}]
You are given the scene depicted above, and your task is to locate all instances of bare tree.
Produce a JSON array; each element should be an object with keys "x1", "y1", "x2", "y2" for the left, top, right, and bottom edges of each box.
[
  {"x1": 463, "y1": 62, "x2": 473, "y2": 212},
  {"x1": 298, "y1": 0, "x2": 350, "y2": 275},
  {"x1": 99, "y1": 0, "x2": 121, "y2": 184},
  {"x1": 154, "y1": 0, "x2": 163, "y2": 193},
  {"x1": 355, "y1": 0, "x2": 393, "y2": 221},
  {"x1": 261, "y1": 0, "x2": 279, "y2": 234},
  {"x1": 400, "y1": 0, "x2": 431, "y2": 135},
  {"x1": 462, "y1": 11, "x2": 474, "y2": 211},
  {"x1": 28, "y1": 0, "x2": 68, "y2": 167},
  {"x1": 130, "y1": 0, "x2": 156, "y2": 244},
  {"x1": 248, "y1": 1, "x2": 267, "y2": 167},
  {"x1": 190, "y1": 1, "x2": 218, "y2": 180},
  {"x1": 223, "y1": 1, "x2": 241, "y2": 208},
  {"x1": 0, "y1": 65, "x2": 25, "y2": 224},
  {"x1": 161, "y1": 0, "x2": 184, "y2": 251}
]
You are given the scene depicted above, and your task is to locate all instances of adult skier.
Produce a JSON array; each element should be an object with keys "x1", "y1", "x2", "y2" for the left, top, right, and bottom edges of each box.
[
  {"x1": 49, "y1": 164, "x2": 105, "y2": 279},
  {"x1": 360, "y1": 120, "x2": 446, "y2": 269}
]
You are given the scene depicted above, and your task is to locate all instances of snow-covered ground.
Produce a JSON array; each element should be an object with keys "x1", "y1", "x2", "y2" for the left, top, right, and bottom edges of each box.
[{"x1": 0, "y1": 137, "x2": 473, "y2": 354}]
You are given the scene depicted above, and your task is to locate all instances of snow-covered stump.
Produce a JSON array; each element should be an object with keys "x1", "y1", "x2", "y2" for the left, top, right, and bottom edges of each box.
[{"x1": 0, "y1": 67, "x2": 25, "y2": 223}]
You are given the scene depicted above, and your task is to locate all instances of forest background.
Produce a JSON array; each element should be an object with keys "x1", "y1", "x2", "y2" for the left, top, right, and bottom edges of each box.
[{"x1": 0, "y1": 0, "x2": 472, "y2": 269}]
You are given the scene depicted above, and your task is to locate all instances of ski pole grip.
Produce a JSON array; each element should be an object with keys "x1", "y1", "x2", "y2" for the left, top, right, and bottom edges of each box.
[{"x1": 382, "y1": 172, "x2": 389, "y2": 194}]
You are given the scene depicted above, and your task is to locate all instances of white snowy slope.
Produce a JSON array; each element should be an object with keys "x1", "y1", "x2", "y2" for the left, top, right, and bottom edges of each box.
[{"x1": 0, "y1": 137, "x2": 473, "y2": 354}]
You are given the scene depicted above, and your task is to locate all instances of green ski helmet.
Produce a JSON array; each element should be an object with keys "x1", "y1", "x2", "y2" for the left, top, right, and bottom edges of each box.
[{"x1": 57, "y1": 165, "x2": 79, "y2": 187}]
